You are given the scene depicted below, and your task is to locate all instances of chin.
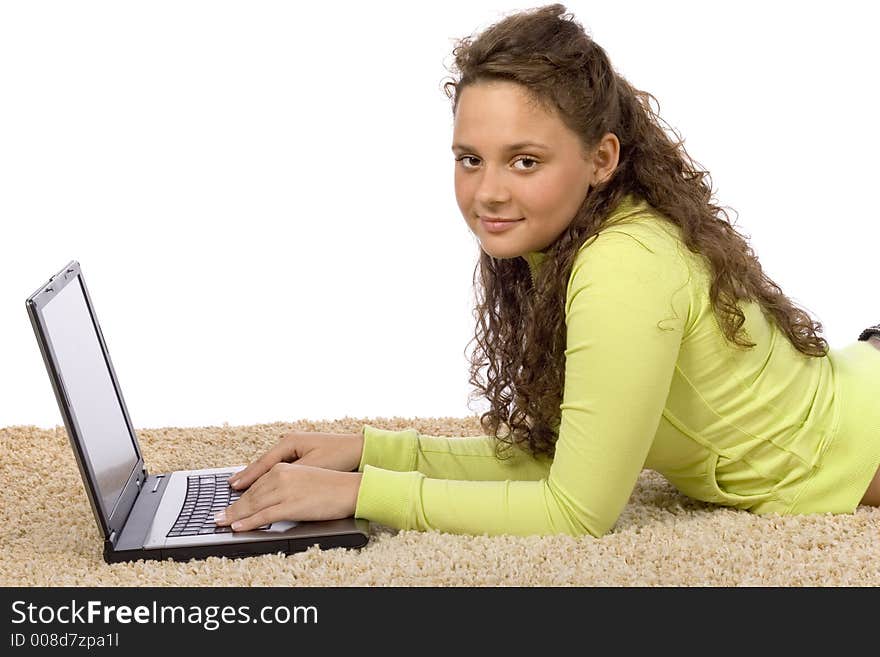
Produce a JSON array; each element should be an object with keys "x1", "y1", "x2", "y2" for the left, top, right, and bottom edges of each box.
[{"x1": 479, "y1": 244, "x2": 525, "y2": 260}]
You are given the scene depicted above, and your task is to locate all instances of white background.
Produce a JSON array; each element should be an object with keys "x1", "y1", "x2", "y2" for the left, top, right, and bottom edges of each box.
[{"x1": 2, "y1": 1, "x2": 877, "y2": 430}]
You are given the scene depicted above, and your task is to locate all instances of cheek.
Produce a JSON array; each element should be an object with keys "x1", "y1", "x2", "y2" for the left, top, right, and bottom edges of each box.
[
  {"x1": 453, "y1": 174, "x2": 472, "y2": 215},
  {"x1": 509, "y1": 179, "x2": 552, "y2": 219},
  {"x1": 538, "y1": 174, "x2": 585, "y2": 218}
]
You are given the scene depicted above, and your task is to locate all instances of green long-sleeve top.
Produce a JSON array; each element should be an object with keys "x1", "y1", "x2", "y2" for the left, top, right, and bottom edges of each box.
[{"x1": 353, "y1": 194, "x2": 880, "y2": 537}]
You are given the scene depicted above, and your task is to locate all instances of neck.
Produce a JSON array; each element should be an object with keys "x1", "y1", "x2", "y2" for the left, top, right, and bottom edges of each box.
[{"x1": 522, "y1": 192, "x2": 649, "y2": 280}]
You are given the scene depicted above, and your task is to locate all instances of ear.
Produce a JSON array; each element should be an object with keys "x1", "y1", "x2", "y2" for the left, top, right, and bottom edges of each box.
[{"x1": 592, "y1": 132, "x2": 620, "y2": 184}]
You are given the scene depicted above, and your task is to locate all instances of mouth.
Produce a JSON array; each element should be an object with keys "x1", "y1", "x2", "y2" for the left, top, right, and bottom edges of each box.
[{"x1": 480, "y1": 217, "x2": 524, "y2": 233}]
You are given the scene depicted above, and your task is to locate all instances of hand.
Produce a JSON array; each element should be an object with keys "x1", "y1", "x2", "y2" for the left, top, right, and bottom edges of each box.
[
  {"x1": 228, "y1": 430, "x2": 364, "y2": 491},
  {"x1": 215, "y1": 463, "x2": 363, "y2": 531}
]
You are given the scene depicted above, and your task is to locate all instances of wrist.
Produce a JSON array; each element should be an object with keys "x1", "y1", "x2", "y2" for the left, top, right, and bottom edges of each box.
[
  {"x1": 348, "y1": 472, "x2": 363, "y2": 516},
  {"x1": 349, "y1": 430, "x2": 365, "y2": 472}
]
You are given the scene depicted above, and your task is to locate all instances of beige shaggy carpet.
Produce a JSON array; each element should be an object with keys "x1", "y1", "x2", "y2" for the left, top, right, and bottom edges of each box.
[{"x1": 2, "y1": 417, "x2": 878, "y2": 587}]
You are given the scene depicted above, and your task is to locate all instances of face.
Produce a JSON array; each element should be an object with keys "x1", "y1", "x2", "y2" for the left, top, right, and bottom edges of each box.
[{"x1": 452, "y1": 80, "x2": 619, "y2": 259}]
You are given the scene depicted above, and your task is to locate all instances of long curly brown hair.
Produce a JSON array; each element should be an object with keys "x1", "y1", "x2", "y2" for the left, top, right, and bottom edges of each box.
[{"x1": 441, "y1": 3, "x2": 829, "y2": 461}]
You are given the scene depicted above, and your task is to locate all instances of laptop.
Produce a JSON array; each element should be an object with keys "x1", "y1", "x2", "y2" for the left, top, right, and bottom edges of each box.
[{"x1": 26, "y1": 260, "x2": 370, "y2": 563}]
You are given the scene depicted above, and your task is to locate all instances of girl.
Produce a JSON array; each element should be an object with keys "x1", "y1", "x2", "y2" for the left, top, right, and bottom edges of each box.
[{"x1": 214, "y1": 4, "x2": 880, "y2": 538}]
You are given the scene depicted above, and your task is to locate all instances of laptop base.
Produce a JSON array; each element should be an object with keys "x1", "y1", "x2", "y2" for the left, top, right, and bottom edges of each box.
[
  {"x1": 105, "y1": 529, "x2": 369, "y2": 563},
  {"x1": 106, "y1": 472, "x2": 369, "y2": 563}
]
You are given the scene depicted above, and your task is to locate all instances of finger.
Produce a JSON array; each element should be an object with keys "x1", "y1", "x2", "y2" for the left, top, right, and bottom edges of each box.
[
  {"x1": 229, "y1": 503, "x2": 289, "y2": 532},
  {"x1": 215, "y1": 484, "x2": 283, "y2": 527},
  {"x1": 229, "y1": 439, "x2": 293, "y2": 489},
  {"x1": 241, "y1": 466, "x2": 277, "y2": 499}
]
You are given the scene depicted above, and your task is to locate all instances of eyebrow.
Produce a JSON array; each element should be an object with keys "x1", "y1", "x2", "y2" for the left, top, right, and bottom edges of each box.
[{"x1": 451, "y1": 141, "x2": 551, "y2": 153}]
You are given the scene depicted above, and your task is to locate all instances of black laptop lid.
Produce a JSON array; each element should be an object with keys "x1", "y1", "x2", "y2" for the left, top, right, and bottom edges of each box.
[{"x1": 26, "y1": 261, "x2": 145, "y2": 539}]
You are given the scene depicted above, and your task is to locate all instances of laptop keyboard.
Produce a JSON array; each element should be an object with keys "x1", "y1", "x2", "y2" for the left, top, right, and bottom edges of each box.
[{"x1": 167, "y1": 472, "x2": 270, "y2": 537}]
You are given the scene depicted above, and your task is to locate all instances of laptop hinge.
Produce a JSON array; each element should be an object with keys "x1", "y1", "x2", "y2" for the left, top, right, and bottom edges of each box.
[{"x1": 117, "y1": 472, "x2": 147, "y2": 536}]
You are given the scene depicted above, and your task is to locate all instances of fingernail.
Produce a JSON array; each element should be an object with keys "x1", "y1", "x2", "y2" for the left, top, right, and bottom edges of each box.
[
  {"x1": 231, "y1": 521, "x2": 242, "y2": 531},
  {"x1": 228, "y1": 478, "x2": 239, "y2": 488},
  {"x1": 214, "y1": 511, "x2": 226, "y2": 524}
]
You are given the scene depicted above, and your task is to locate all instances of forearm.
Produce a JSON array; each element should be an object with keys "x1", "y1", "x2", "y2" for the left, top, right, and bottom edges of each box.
[
  {"x1": 357, "y1": 424, "x2": 552, "y2": 481},
  {"x1": 353, "y1": 466, "x2": 610, "y2": 538}
]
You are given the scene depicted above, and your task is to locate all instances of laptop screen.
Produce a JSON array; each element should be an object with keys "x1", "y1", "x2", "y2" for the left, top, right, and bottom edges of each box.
[{"x1": 40, "y1": 275, "x2": 139, "y2": 519}]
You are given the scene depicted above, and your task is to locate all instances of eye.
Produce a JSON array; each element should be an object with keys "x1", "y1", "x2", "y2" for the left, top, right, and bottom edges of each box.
[
  {"x1": 455, "y1": 155, "x2": 481, "y2": 169},
  {"x1": 513, "y1": 157, "x2": 538, "y2": 170},
  {"x1": 454, "y1": 155, "x2": 540, "y2": 171}
]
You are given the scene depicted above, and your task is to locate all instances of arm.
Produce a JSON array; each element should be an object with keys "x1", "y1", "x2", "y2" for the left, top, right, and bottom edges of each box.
[
  {"x1": 357, "y1": 424, "x2": 553, "y2": 481},
  {"x1": 355, "y1": 228, "x2": 690, "y2": 537}
]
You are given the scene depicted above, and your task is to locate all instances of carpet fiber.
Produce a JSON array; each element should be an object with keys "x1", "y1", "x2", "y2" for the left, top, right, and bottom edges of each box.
[{"x1": 2, "y1": 418, "x2": 878, "y2": 586}]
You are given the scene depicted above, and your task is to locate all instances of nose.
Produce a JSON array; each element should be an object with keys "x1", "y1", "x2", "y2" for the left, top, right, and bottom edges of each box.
[{"x1": 474, "y1": 164, "x2": 511, "y2": 207}]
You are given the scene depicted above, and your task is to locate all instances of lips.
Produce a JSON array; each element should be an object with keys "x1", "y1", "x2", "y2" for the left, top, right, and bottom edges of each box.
[
  {"x1": 480, "y1": 217, "x2": 523, "y2": 233},
  {"x1": 480, "y1": 216, "x2": 522, "y2": 222}
]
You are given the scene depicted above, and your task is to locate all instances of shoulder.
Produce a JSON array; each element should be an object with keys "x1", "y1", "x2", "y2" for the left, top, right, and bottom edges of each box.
[
  {"x1": 572, "y1": 208, "x2": 690, "y2": 276},
  {"x1": 592, "y1": 205, "x2": 685, "y2": 252},
  {"x1": 565, "y1": 209, "x2": 694, "y2": 323}
]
